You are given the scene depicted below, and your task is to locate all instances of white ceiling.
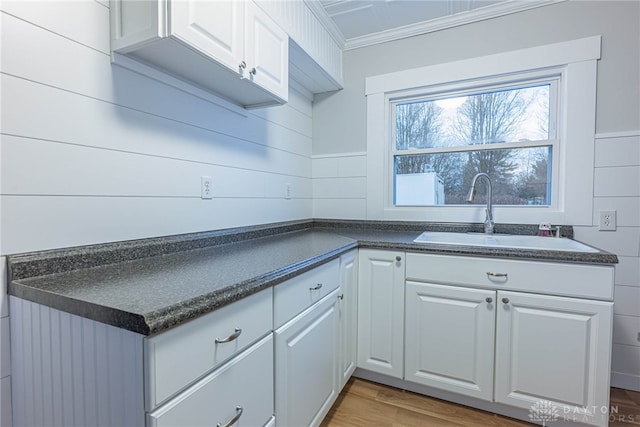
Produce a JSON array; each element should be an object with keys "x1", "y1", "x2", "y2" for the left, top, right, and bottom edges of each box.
[{"x1": 318, "y1": 0, "x2": 563, "y2": 50}]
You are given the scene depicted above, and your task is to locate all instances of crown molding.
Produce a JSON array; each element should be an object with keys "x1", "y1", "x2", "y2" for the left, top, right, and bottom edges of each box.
[
  {"x1": 344, "y1": 0, "x2": 566, "y2": 51},
  {"x1": 304, "y1": 0, "x2": 346, "y2": 48}
]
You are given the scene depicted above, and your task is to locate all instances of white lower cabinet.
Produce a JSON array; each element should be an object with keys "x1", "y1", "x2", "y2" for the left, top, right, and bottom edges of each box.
[
  {"x1": 338, "y1": 250, "x2": 358, "y2": 389},
  {"x1": 405, "y1": 281, "x2": 614, "y2": 423},
  {"x1": 357, "y1": 250, "x2": 615, "y2": 427},
  {"x1": 275, "y1": 291, "x2": 339, "y2": 427},
  {"x1": 494, "y1": 290, "x2": 613, "y2": 419},
  {"x1": 148, "y1": 335, "x2": 274, "y2": 427},
  {"x1": 357, "y1": 249, "x2": 405, "y2": 378},
  {"x1": 405, "y1": 281, "x2": 496, "y2": 401}
]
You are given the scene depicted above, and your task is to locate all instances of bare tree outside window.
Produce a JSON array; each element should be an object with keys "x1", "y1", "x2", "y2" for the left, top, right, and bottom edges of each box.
[{"x1": 393, "y1": 83, "x2": 552, "y2": 206}]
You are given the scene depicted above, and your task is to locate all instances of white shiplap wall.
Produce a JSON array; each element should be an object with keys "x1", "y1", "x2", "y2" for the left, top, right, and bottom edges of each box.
[
  {"x1": 0, "y1": 1, "x2": 315, "y2": 422},
  {"x1": 312, "y1": 152, "x2": 367, "y2": 219},
  {"x1": 0, "y1": 1, "x2": 314, "y2": 254},
  {"x1": 576, "y1": 131, "x2": 640, "y2": 392}
]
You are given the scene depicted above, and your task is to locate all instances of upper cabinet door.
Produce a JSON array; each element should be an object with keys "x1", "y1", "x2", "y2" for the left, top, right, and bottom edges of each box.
[
  {"x1": 244, "y1": 2, "x2": 288, "y2": 101},
  {"x1": 170, "y1": 0, "x2": 244, "y2": 73}
]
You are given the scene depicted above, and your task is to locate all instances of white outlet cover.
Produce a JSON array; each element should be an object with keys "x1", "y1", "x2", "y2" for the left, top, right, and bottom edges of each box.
[
  {"x1": 598, "y1": 210, "x2": 616, "y2": 231},
  {"x1": 201, "y1": 176, "x2": 213, "y2": 199}
]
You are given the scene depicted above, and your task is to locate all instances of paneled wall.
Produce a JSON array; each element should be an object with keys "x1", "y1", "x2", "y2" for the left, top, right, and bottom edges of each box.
[{"x1": 0, "y1": 1, "x2": 315, "y2": 422}]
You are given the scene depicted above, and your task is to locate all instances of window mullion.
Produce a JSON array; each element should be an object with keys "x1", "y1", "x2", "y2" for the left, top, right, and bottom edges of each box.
[{"x1": 392, "y1": 139, "x2": 556, "y2": 156}]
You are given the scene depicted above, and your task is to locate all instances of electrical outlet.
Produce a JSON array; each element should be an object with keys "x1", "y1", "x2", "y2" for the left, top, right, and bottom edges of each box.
[
  {"x1": 285, "y1": 183, "x2": 292, "y2": 200},
  {"x1": 598, "y1": 210, "x2": 616, "y2": 231},
  {"x1": 201, "y1": 176, "x2": 213, "y2": 199}
]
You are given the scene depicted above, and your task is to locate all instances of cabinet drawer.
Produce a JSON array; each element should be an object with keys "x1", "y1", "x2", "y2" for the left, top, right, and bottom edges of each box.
[
  {"x1": 148, "y1": 334, "x2": 274, "y2": 427},
  {"x1": 406, "y1": 253, "x2": 614, "y2": 300},
  {"x1": 145, "y1": 288, "x2": 273, "y2": 410},
  {"x1": 274, "y1": 259, "x2": 340, "y2": 328}
]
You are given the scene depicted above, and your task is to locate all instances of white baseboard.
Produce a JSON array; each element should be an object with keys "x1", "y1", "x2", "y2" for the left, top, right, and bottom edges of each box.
[{"x1": 611, "y1": 371, "x2": 640, "y2": 392}]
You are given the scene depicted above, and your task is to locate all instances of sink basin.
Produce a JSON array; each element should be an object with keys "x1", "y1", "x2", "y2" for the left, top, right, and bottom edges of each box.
[{"x1": 413, "y1": 232, "x2": 599, "y2": 253}]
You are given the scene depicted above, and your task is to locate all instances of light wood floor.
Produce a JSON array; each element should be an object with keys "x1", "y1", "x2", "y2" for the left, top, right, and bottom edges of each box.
[{"x1": 321, "y1": 378, "x2": 640, "y2": 427}]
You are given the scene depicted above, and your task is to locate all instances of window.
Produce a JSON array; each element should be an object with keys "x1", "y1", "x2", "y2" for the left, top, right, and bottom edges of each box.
[
  {"x1": 392, "y1": 81, "x2": 557, "y2": 207},
  {"x1": 365, "y1": 36, "x2": 600, "y2": 225}
]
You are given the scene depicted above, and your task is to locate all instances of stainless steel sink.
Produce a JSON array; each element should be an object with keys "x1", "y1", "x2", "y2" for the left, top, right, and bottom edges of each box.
[{"x1": 413, "y1": 231, "x2": 599, "y2": 253}]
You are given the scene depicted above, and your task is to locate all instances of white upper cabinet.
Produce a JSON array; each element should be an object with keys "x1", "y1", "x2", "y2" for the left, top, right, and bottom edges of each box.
[
  {"x1": 110, "y1": 0, "x2": 288, "y2": 109},
  {"x1": 170, "y1": 0, "x2": 244, "y2": 73},
  {"x1": 244, "y1": 3, "x2": 288, "y2": 98}
]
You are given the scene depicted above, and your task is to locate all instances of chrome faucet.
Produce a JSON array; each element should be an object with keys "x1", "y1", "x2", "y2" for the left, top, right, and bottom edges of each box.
[{"x1": 466, "y1": 173, "x2": 495, "y2": 234}]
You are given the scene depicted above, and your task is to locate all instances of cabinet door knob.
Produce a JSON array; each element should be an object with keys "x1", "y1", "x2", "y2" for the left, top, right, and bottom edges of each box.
[
  {"x1": 217, "y1": 406, "x2": 243, "y2": 427},
  {"x1": 310, "y1": 283, "x2": 323, "y2": 291},
  {"x1": 486, "y1": 297, "x2": 493, "y2": 303},
  {"x1": 395, "y1": 256, "x2": 402, "y2": 262},
  {"x1": 239, "y1": 61, "x2": 246, "y2": 70},
  {"x1": 249, "y1": 67, "x2": 257, "y2": 76},
  {"x1": 215, "y1": 328, "x2": 242, "y2": 344},
  {"x1": 338, "y1": 294, "x2": 344, "y2": 300},
  {"x1": 502, "y1": 297, "x2": 510, "y2": 304}
]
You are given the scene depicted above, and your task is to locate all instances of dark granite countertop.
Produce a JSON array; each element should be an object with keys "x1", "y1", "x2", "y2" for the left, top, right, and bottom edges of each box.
[
  {"x1": 8, "y1": 230, "x2": 357, "y2": 336},
  {"x1": 7, "y1": 220, "x2": 617, "y2": 336}
]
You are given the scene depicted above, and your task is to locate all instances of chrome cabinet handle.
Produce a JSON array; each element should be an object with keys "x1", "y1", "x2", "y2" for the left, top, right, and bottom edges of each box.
[
  {"x1": 310, "y1": 283, "x2": 323, "y2": 291},
  {"x1": 486, "y1": 297, "x2": 493, "y2": 303},
  {"x1": 395, "y1": 256, "x2": 402, "y2": 262},
  {"x1": 338, "y1": 294, "x2": 344, "y2": 300},
  {"x1": 239, "y1": 61, "x2": 246, "y2": 70},
  {"x1": 502, "y1": 297, "x2": 510, "y2": 304},
  {"x1": 217, "y1": 406, "x2": 243, "y2": 427},
  {"x1": 215, "y1": 328, "x2": 242, "y2": 344},
  {"x1": 486, "y1": 272, "x2": 508, "y2": 278},
  {"x1": 249, "y1": 67, "x2": 257, "y2": 76}
]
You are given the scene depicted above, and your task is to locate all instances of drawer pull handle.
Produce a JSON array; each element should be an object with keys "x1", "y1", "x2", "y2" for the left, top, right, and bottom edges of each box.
[
  {"x1": 338, "y1": 294, "x2": 344, "y2": 300},
  {"x1": 217, "y1": 406, "x2": 243, "y2": 427},
  {"x1": 486, "y1": 272, "x2": 508, "y2": 278},
  {"x1": 215, "y1": 328, "x2": 242, "y2": 344},
  {"x1": 486, "y1": 297, "x2": 493, "y2": 303},
  {"x1": 502, "y1": 297, "x2": 510, "y2": 304},
  {"x1": 310, "y1": 283, "x2": 323, "y2": 291}
]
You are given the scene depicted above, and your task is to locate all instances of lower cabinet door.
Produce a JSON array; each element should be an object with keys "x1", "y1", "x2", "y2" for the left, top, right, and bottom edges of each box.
[
  {"x1": 147, "y1": 334, "x2": 274, "y2": 427},
  {"x1": 338, "y1": 250, "x2": 358, "y2": 390},
  {"x1": 275, "y1": 291, "x2": 339, "y2": 427},
  {"x1": 495, "y1": 291, "x2": 613, "y2": 427},
  {"x1": 405, "y1": 281, "x2": 496, "y2": 401}
]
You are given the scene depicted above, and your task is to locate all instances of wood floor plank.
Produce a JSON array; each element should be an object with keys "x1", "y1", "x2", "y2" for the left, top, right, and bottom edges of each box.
[{"x1": 322, "y1": 379, "x2": 640, "y2": 427}]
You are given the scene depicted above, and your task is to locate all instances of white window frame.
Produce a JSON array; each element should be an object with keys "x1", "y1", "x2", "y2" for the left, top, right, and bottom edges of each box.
[
  {"x1": 365, "y1": 36, "x2": 601, "y2": 226},
  {"x1": 389, "y1": 75, "x2": 560, "y2": 208}
]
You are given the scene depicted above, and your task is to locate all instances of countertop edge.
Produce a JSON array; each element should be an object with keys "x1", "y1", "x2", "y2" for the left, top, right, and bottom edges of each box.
[
  {"x1": 9, "y1": 240, "x2": 359, "y2": 336},
  {"x1": 141, "y1": 241, "x2": 358, "y2": 335},
  {"x1": 6, "y1": 222, "x2": 617, "y2": 336}
]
